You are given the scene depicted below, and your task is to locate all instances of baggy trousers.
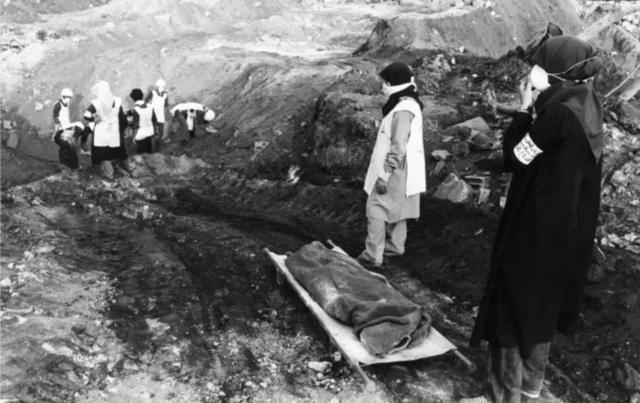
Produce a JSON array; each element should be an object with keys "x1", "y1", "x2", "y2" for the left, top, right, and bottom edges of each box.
[
  {"x1": 488, "y1": 342, "x2": 550, "y2": 403},
  {"x1": 361, "y1": 218, "x2": 407, "y2": 265}
]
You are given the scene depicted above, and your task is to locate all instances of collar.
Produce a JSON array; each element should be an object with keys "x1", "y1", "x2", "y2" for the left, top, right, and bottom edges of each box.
[{"x1": 135, "y1": 100, "x2": 145, "y2": 106}]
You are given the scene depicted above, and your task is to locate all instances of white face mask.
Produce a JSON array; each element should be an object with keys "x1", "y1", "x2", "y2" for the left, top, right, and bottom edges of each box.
[
  {"x1": 529, "y1": 56, "x2": 598, "y2": 91},
  {"x1": 382, "y1": 83, "x2": 392, "y2": 97}
]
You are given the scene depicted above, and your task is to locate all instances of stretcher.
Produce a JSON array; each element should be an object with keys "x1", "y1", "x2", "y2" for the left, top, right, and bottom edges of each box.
[{"x1": 264, "y1": 240, "x2": 476, "y2": 390}]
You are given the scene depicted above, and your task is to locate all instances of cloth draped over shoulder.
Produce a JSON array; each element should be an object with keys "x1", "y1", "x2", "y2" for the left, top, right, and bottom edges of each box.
[{"x1": 286, "y1": 241, "x2": 431, "y2": 357}]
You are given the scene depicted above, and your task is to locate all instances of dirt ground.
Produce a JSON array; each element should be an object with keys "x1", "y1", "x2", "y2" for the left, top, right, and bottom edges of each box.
[{"x1": 2, "y1": 1, "x2": 640, "y2": 403}]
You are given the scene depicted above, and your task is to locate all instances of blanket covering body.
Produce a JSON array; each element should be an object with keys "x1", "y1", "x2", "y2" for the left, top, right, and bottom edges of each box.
[{"x1": 285, "y1": 242, "x2": 431, "y2": 356}]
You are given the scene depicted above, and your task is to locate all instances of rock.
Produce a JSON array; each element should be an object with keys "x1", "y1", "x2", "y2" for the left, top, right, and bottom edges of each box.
[
  {"x1": 431, "y1": 150, "x2": 451, "y2": 160},
  {"x1": 34, "y1": 102, "x2": 44, "y2": 111},
  {"x1": 307, "y1": 361, "x2": 332, "y2": 373},
  {"x1": 623, "y1": 363, "x2": 640, "y2": 391},
  {"x1": 611, "y1": 170, "x2": 629, "y2": 187},
  {"x1": 7, "y1": 132, "x2": 19, "y2": 149},
  {"x1": 453, "y1": 116, "x2": 491, "y2": 132},
  {"x1": 105, "y1": 22, "x2": 115, "y2": 30},
  {"x1": 1, "y1": 277, "x2": 12, "y2": 288},
  {"x1": 35, "y1": 244, "x2": 55, "y2": 254},
  {"x1": 631, "y1": 393, "x2": 640, "y2": 403},
  {"x1": 619, "y1": 102, "x2": 640, "y2": 134},
  {"x1": 587, "y1": 264, "x2": 606, "y2": 283},
  {"x1": 433, "y1": 173, "x2": 474, "y2": 203},
  {"x1": 71, "y1": 324, "x2": 86, "y2": 334}
]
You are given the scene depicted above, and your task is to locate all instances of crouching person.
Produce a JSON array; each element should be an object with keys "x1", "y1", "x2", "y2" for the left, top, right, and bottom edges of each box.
[
  {"x1": 169, "y1": 102, "x2": 215, "y2": 146},
  {"x1": 129, "y1": 88, "x2": 157, "y2": 154},
  {"x1": 53, "y1": 122, "x2": 92, "y2": 169},
  {"x1": 84, "y1": 81, "x2": 128, "y2": 179},
  {"x1": 357, "y1": 62, "x2": 426, "y2": 267}
]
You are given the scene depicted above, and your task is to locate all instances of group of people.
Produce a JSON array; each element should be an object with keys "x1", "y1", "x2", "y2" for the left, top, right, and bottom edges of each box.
[
  {"x1": 51, "y1": 79, "x2": 216, "y2": 178},
  {"x1": 359, "y1": 36, "x2": 604, "y2": 403}
]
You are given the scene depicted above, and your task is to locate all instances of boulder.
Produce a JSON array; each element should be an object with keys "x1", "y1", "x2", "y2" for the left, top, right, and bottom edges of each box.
[{"x1": 618, "y1": 101, "x2": 640, "y2": 135}]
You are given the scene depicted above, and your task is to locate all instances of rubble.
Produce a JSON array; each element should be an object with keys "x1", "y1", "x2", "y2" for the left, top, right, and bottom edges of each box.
[
  {"x1": 308, "y1": 361, "x2": 332, "y2": 373},
  {"x1": 453, "y1": 117, "x2": 491, "y2": 133},
  {"x1": 433, "y1": 173, "x2": 474, "y2": 203}
]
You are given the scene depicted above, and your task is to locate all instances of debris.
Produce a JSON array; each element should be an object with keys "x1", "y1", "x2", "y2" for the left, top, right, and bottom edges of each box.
[
  {"x1": 441, "y1": 135, "x2": 454, "y2": 143},
  {"x1": 463, "y1": 174, "x2": 491, "y2": 188},
  {"x1": 433, "y1": 173, "x2": 474, "y2": 203},
  {"x1": 468, "y1": 130, "x2": 501, "y2": 150},
  {"x1": 476, "y1": 188, "x2": 491, "y2": 204},
  {"x1": 453, "y1": 117, "x2": 491, "y2": 133},
  {"x1": 622, "y1": 363, "x2": 640, "y2": 391},
  {"x1": 431, "y1": 160, "x2": 447, "y2": 175},
  {"x1": 7, "y1": 132, "x2": 19, "y2": 149},
  {"x1": 332, "y1": 351, "x2": 342, "y2": 362},
  {"x1": 611, "y1": 170, "x2": 629, "y2": 187},
  {"x1": 254, "y1": 141, "x2": 269, "y2": 154},
  {"x1": 587, "y1": 264, "x2": 606, "y2": 283},
  {"x1": 431, "y1": 150, "x2": 451, "y2": 161},
  {"x1": 307, "y1": 361, "x2": 332, "y2": 373},
  {"x1": 72, "y1": 324, "x2": 87, "y2": 334},
  {"x1": 34, "y1": 102, "x2": 44, "y2": 111},
  {"x1": 0, "y1": 278, "x2": 12, "y2": 288},
  {"x1": 499, "y1": 196, "x2": 507, "y2": 208},
  {"x1": 474, "y1": 229, "x2": 483, "y2": 235}
]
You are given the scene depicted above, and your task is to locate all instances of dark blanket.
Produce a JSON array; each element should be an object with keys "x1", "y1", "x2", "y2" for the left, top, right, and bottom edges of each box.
[{"x1": 285, "y1": 241, "x2": 431, "y2": 357}]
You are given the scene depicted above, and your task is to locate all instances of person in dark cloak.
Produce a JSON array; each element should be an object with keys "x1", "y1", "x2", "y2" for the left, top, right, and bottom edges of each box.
[{"x1": 459, "y1": 36, "x2": 605, "y2": 403}]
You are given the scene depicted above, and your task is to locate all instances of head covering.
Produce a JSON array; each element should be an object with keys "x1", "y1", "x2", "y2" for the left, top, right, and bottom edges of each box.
[
  {"x1": 156, "y1": 79, "x2": 166, "y2": 88},
  {"x1": 130, "y1": 88, "x2": 144, "y2": 102},
  {"x1": 379, "y1": 62, "x2": 424, "y2": 118},
  {"x1": 91, "y1": 81, "x2": 115, "y2": 119},
  {"x1": 204, "y1": 109, "x2": 215, "y2": 122},
  {"x1": 530, "y1": 36, "x2": 604, "y2": 161},
  {"x1": 61, "y1": 88, "x2": 73, "y2": 98}
]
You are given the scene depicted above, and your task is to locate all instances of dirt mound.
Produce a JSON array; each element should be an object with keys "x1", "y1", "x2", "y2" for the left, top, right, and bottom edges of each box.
[{"x1": 355, "y1": 0, "x2": 583, "y2": 57}]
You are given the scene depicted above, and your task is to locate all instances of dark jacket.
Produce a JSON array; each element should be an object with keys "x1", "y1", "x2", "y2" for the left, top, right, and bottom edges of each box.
[{"x1": 470, "y1": 104, "x2": 602, "y2": 357}]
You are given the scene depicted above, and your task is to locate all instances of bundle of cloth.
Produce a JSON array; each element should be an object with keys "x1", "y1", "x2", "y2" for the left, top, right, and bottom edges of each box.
[{"x1": 285, "y1": 241, "x2": 431, "y2": 357}]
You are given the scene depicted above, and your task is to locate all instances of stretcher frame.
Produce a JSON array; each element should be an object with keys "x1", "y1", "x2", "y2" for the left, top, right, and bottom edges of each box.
[{"x1": 264, "y1": 240, "x2": 476, "y2": 390}]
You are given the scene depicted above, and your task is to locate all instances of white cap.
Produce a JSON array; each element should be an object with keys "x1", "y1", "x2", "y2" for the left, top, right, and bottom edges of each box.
[
  {"x1": 61, "y1": 88, "x2": 73, "y2": 97},
  {"x1": 204, "y1": 109, "x2": 216, "y2": 122},
  {"x1": 156, "y1": 79, "x2": 166, "y2": 88}
]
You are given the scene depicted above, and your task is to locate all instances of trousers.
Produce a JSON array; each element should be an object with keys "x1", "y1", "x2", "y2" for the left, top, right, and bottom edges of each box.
[
  {"x1": 488, "y1": 342, "x2": 550, "y2": 403},
  {"x1": 360, "y1": 218, "x2": 407, "y2": 265}
]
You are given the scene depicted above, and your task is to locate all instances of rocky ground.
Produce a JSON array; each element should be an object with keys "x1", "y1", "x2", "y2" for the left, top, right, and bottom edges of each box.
[{"x1": 2, "y1": 0, "x2": 640, "y2": 402}]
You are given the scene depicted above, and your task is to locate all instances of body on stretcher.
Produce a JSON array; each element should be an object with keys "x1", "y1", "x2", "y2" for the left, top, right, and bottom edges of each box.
[{"x1": 264, "y1": 240, "x2": 476, "y2": 389}]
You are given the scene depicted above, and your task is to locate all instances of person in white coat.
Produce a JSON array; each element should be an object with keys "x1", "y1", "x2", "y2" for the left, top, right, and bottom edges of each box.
[
  {"x1": 358, "y1": 62, "x2": 426, "y2": 267},
  {"x1": 83, "y1": 81, "x2": 128, "y2": 179},
  {"x1": 130, "y1": 88, "x2": 157, "y2": 154},
  {"x1": 146, "y1": 79, "x2": 169, "y2": 144},
  {"x1": 53, "y1": 88, "x2": 73, "y2": 132},
  {"x1": 169, "y1": 102, "x2": 215, "y2": 146}
]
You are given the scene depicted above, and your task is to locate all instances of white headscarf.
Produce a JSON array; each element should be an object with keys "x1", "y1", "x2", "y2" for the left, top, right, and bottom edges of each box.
[{"x1": 91, "y1": 81, "x2": 115, "y2": 119}]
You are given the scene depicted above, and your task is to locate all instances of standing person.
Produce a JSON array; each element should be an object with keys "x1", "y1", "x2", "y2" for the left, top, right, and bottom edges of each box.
[
  {"x1": 53, "y1": 88, "x2": 73, "y2": 132},
  {"x1": 130, "y1": 88, "x2": 157, "y2": 154},
  {"x1": 460, "y1": 36, "x2": 604, "y2": 403},
  {"x1": 52, "y1": 122, "x2": 92, "y2": 170},
  {"x1": 169, "y1": 102, "x2": 215, "y2": 146},
  {"x1": 146, "y1": 79, "x2": 169, "y2": 144},
  {"x1": 83, "y1": 81, "x2": 128, "y2": 179},
  {"x1": 357, "y1": 62, "x2": 426, "y2": 267}
]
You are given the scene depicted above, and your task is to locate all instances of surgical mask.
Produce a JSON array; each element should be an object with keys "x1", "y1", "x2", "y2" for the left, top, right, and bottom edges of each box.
[
  {"x1": 529, "y1": 56, "x2": 598, "y2": 91},
  {"x1": 382, "y1": 83, "x2": 392, "y2": 97}
]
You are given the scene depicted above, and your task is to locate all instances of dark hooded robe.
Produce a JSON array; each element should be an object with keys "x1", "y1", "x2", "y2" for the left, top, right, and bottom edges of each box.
[{"x1": 470, "y1": 36, "x2": 605, "y2": 358}]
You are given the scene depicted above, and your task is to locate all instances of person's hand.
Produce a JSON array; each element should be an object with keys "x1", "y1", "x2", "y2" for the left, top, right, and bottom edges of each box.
[
  {"x1": 375, "y1": 177, "x2": 388, "y2": 194},
  {"x1": 518, "y1": 76, "x2": 533, "y2": 111},
  {"x1": 94, "y1": 114, "x2": 102, "y2": 125}
]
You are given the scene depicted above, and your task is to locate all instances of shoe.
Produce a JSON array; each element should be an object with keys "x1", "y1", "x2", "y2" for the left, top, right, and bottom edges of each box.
[
  {"x1": 458, "y1": 396, "x2": 492, "y2": 403},
  {"x1": 383, "y1": 250, "x2": 403, "y2": 257},
  {"x1": 356, "y1": 254, "x2": 382, "y2": 268}
]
